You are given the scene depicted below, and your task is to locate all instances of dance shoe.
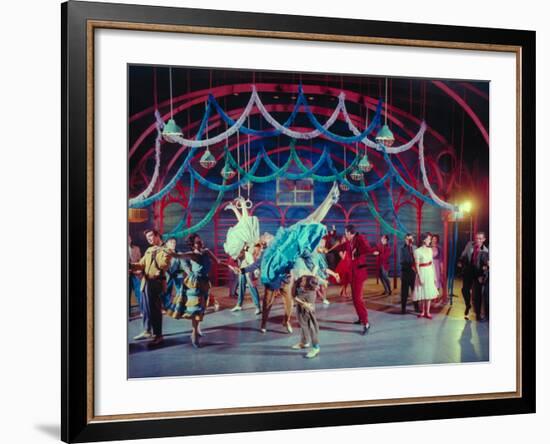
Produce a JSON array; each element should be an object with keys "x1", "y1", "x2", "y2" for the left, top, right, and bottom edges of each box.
[
  {"x1": 254, "y1": 308, "x2": 262, "y2": 315},
  {"x1": 133, "y1": 331, "x2": 152, "y2": 340},
  {"x1": 260, "y1": 328, "x2": 267, "y2": 334},
  {"x1": 362, "y1": 323, "x2": 371, "y2": 335},
  {"x1": 291, "y1": 342, "x2": 310, "y2": 350},
  {"x1": 353, "y1": 319, "x2": 362, "y2": 325},
  {"x1": 322, "y1": 299, "x2": 330, "y2": 305},
  {"x1": 305, "y1": 347, "x2": 320, "y2": 359},
  {"x1": 148, "y1": 335, "x2": 164, "y2": 347},
  {"x1": 230, "y1": 305, "x2": 243, "y2": 312},
  {"x1": 285, "y1": 323, "x2": 293, "y2": 334}
]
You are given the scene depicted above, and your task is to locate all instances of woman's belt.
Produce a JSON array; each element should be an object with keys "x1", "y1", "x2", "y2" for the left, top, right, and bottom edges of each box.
[{"x1": 418, "y1": 261, "x2": 432, "y2": 267}]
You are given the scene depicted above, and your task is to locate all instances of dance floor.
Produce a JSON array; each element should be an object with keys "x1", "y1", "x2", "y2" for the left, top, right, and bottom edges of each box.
[{"x1": 128, "y1": 279, "x2": 489, "y2": 378}]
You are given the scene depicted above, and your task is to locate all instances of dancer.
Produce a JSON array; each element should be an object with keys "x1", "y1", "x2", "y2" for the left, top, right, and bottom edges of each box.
[
  {"x1": 400, "y1": 233, "x2": 419, "y2": 314},
  {"x1": 130, "y1": 229, "x2": 172, "y2": 346},
  {"x1": 231, "y1": 244, "x2": 262, "y2": 314},
  {"x1": 375, "y1": 234, "x2": 392, "y2": 296},
  {"x1": 163, "y1": 237, "x2": 184, "y2": 310},
  {"x1": 174, "y1": 233, "x2": 230, "y2": 347},
  {"x1": 332, "y1": 224, "x2": 379, "y2": 335},
  {"x1": 291, "y1": 275, "x2": 322, "y2": 359},
  {"x1": 334, "y1": 245, "x2": 352, "y2": 297},
  {"x1": 314, "y1": 237, "x2": 340, "y2": 305},
  {"x1": 259, "y1": 183, "x2": 340, "y2": 333},
  {"x1": 413, "y1": 232, "x2": 439, "y2": 319},
  {"x1": 128, "y1": 235, "x2": 142, "y2": 318},
  {"x1": 223, "y1": 196, "x2": 262, "y2": 314},
  {"x1": 458, "y1": 232, "x2": 489, "y2": 321},
  {"x1": 324, "y1": 225, "x2": 340, "y2": 270}
]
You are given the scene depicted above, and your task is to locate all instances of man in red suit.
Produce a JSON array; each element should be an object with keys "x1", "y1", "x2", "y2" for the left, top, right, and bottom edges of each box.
[{"x1": 334, "y1": 224, "x2": 379, "y2": 334}]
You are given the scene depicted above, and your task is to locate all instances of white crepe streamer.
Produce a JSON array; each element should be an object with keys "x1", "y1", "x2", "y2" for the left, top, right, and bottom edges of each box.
[
  {"x1": 418, "y1": 132, "x2": 457, "y2": 211},
  {"x1": 168, "y1": 88, "x2": 257, "y2": 148},
  {"x1": 254, "y1": 91, "x2": 344, "y2": 139},
  {"x1": 342, "y1": 104, "x2": 428, "y2": 153},
  {"x1": 128, "y1": 111, "x2": 164, "y2": 205}
]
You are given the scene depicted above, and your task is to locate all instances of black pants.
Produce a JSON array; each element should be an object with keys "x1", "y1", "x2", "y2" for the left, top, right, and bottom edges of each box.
[
  {"x1": 400, "y1": 268, "x2": 419, "y2": 313},
  {"x1": 462, "y1": 271, "x2": 484, "y2": 319},
  {"x1": 141, "y1": 279, "x2": 164, "y2": 336}
]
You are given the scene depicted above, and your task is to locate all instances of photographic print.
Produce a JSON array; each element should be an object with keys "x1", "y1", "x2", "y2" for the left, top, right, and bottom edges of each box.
[{"x1": 127, "y1": 66, "x2": 490, "y2": 378}]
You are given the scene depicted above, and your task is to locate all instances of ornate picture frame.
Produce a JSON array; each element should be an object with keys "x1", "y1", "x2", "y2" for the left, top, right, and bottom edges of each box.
[{"x1": 62, "y1": 1, "x2": 535, "y2": 442}]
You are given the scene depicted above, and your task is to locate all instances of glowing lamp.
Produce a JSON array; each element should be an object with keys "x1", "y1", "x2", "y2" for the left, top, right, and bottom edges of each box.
[
  {"x1": 375, "y1": 124, "x2": 395, "y2": 147},
  {"x1": 162, "y1": 118, "x2": 183, "y2": 141},
  {"x1": 199, "y1": 148, "x2": 217, "y2": 169},
  {"x1": 460, "y1": 201, "x2": 473, "y2": 213}
]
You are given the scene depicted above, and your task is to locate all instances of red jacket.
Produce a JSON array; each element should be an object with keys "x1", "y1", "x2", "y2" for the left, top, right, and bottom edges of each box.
[
  {"x1": 375, "y1": 243, "x2": 391, "y2": 270},
  {"x1": 337, "y1": 234, "x2": 376, "y2": 280}
]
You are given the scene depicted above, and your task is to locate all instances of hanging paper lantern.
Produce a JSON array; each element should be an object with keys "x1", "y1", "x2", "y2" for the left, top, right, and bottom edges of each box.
[
  {"x1": 375, "y1": 124, "x2": 395, "y2": 147},
  {"x1": 358, "y1": 154, "x2": 373, "y2": 172},
  {"x1": 350, "y1": 168, "x2": 363, "y2": 181},
  {"x1": 221, "y1": 164, "x2": 236, "y2": 180},
  {"x1": 128, "y1": 208, "x2": 149, "y2": 223},
  {"x1": 339, "y1": 182, "x2": 349, "y2": 191},
  {"x1": 162, "y1": 118, "x2": 183, "y2": 142},
  {"x1": 199, "y1": 148, "x2": 217, "y2": 169}
]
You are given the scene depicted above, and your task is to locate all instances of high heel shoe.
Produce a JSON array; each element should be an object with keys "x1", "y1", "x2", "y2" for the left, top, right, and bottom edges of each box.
[{"x1": 425, "y1": 313, "x2": 432, "y2": 319}]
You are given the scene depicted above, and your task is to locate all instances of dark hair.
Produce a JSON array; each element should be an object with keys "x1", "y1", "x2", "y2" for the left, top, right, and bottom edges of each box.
[
  {"x1": 143, "y1": 229, "x2": 159, "y2": 237},
  {"x1": 432, "y1": 234, "x2": 440, "y2": 242},
  {"x1": 187, "y1": 233, "x2": 201, "y2": 248},
  {"x1": 476, "y1": 231, "x2": 486, "y2": 239},
  {"x1": 419, "y1": 232, "x2": 432, "y2": 245},
  {"x1": 381, "y1": 234, "x2": 389, "y2": 241},
  {"x1": 295, "y1": 275, "x2": 320, "y2": 294},
  {"x1": 344, "y1": 224, "x2": 356, "y2": 235}
]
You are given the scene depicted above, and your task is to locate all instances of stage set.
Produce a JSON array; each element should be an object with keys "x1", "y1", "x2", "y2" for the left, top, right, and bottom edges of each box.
[{"x1": 127, "y1": 66, "x2": 489, "y2": 378}]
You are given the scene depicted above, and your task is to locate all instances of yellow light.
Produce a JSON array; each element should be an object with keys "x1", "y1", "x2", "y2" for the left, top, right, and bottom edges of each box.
[{"x1": 460, "y1": 201, "x2": 473, "y2": 213}]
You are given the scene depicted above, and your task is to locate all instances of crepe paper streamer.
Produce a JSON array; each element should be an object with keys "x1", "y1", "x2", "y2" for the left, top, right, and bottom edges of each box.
[
  {"x1": 377, "y1": 141, "x2": 454, "y2": 210},
  {"x1": 168, "y1": 86, "x2": 383, "y2": 146},
  {"x1": 300, "y1": 94, "x2": 382, "y2": 144},
  {"x1": 163, "y1": 185, "x2": 226, "y2": 239},
  {"x1": 359, "y1": 177, "x2": 407, "y2": 240},
  {"x1": 388, "y1": 177, "x2": 411, "y2": 234},
  {"x1": 128, "y1": 103, "x2": 213, "y2": 209},
  {"x1": 326, "y1": 154, "x2": 390, "y2": 192},
  {"x1": 163, "y1": 159, "x2": 231, "y2": 239},
  {"x1": 128, "y1": 111, "x2": 164, "y2": 205},
  {"x1": 418, "y1": 132, "x2": 458, "y2": 211},
  {"x1": 254, "y1": 88, "x2": 344, "y2": 140},
  {"x1": 209, "y1": 91, "x2": 303, "y2": 138},
  {"x1": 343, "y1": 107, "x2": 429, "y2": 154}
]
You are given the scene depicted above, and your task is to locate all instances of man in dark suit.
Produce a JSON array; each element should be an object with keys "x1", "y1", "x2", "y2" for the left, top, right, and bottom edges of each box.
[
  {"x1": 400, "y1": 233, "x2": 419, "y2": 314},
  {"x1": 458, "y1": 232, "x2": 489, "y2": 321}
]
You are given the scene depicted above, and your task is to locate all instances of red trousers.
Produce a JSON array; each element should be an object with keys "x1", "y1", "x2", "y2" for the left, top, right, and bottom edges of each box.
[{"x1": 351, "y1": 272, "x2": 368, "y2": 324}]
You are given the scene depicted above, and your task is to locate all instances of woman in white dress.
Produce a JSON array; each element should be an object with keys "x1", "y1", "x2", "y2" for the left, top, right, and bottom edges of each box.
[{"x1": 413, "y1": 232, "x2": 439, "y2": 319}]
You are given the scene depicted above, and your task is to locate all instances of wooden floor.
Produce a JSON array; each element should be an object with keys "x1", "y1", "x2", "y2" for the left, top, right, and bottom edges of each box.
[{"x1": 128, "y1": 278, "x2": 489, "y2": 378}]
